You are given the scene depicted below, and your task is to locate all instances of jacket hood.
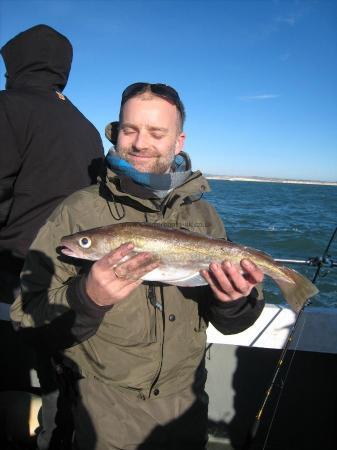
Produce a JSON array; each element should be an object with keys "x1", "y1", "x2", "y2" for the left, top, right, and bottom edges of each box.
[{"x1": 1, "y1": 24, "x2": 73, "y2": 90}]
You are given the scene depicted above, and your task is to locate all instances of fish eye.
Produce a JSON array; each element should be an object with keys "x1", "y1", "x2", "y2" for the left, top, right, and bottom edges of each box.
[{"x1": 79, "y1": 237, "x2": 91, "y2": 249}]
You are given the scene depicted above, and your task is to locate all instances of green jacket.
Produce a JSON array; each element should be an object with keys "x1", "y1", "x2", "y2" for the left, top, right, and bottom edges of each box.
[{"x1": 11, "y1": 168, "x2": 264, "y2": 400}]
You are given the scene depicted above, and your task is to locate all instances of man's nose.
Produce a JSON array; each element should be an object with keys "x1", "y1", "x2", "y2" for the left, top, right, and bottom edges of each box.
[{"x1": 132, "y1": 131, "x2": 149, "y2": 150}]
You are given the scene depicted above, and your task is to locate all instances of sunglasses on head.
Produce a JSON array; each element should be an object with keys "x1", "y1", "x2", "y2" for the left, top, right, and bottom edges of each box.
[{"x1": 121, "y1": 82, "x2": 185, "y2": 125}]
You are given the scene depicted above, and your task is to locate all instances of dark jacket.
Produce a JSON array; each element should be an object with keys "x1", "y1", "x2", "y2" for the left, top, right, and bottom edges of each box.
[{"x1": 0, "y1": 24, "x2": 104, "y2": 283}]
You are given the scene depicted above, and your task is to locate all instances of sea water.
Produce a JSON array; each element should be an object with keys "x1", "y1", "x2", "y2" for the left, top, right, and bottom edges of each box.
[{"x1": 204, "y1": 180, "x2": 337, "y2": 308}]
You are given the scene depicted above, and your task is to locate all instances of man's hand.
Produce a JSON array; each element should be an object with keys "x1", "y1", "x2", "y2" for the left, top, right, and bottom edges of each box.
[
  {"x1": 85, "y1": 243, "x2": 159, "y2": 307},
  {"x1": 201, "y1": 259, "x2": 264, "y2": 302}
]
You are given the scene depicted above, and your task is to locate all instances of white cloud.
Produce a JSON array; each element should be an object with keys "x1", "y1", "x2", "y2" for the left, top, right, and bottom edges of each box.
[
  {"x1": 276, "y1": 15, "x2": 297, "y2": 26},
  {"x1": 239, "y1": 94, "x2": 280, "y2": 101}
]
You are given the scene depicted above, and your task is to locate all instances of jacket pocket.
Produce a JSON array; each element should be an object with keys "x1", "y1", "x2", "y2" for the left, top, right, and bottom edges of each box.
[{"x1": 99, "y1": 287, "x2": 157, "y2": 346}]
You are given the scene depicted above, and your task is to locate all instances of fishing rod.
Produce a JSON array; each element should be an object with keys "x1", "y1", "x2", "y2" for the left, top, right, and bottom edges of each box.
[{"x1": 244, "y1": 225, "x2": 337, "y2": 450}]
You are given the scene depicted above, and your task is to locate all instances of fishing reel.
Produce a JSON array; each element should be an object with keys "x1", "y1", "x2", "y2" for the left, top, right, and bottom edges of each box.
[
  {"x1": 275, "y1": 255, "x2": 337, "y2": 268},
  {"x1": 275, "y1": 225, "x2": 337, "y2": 276},
  {"x1": 307, "y1": 256, "x2": 337, "y2": 268}
]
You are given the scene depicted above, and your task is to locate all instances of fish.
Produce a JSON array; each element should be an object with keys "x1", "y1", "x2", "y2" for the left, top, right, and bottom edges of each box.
[{"x1": 60, "y1": 222, "x2": 319, "y2": 312}]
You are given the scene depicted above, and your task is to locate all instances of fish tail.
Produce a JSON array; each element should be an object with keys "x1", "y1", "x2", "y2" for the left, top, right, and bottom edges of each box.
[{"x1": 272, "y1": 267, "x2": 319, "y2": 312}]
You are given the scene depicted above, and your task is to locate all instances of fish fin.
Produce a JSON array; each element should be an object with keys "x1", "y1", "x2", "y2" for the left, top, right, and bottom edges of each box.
[
  {"x1": 273, "y1": 268, "x2": 319, "y2": 312},
  {"x1": 166, "y1": 273, "x2": 208, "y2": 287}
]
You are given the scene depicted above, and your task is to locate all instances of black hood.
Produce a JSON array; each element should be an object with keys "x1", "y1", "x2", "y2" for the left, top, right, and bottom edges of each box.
[{"x1": 1, "y1": 24, "x2": 73, "y2": 91}]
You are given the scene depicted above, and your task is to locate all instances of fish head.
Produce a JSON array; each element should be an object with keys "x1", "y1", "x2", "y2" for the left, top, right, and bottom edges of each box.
[{"x1": 60, "y1": 228, "x2": 116, "y2": 260}]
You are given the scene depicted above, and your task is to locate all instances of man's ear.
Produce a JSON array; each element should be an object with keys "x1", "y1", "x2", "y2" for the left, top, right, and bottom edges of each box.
[
  {"x1": 175, "y1": 132, "x2": 186, "y2": 155},
  {"x1": 105, "y1": 121, "x2": 119, "y2": 146}
]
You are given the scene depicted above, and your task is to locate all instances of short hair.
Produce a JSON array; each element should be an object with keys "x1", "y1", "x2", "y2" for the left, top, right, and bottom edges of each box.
[{"x1": 119, "y1": 82, "x2": 185, "y2": 131}]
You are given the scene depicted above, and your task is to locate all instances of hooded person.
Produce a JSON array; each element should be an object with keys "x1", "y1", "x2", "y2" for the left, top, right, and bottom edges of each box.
[
  {"x1": 0, "y1": 24, "x2": 104, "y2": 449},
  {"x1": 0, "y1": 24, "x2": 104, "y2": 303}
]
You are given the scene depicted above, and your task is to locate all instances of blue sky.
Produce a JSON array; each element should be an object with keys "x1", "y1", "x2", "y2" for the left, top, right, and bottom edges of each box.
[{"x1": 1, "y1": 0, "x2": 336, "y2": 182}]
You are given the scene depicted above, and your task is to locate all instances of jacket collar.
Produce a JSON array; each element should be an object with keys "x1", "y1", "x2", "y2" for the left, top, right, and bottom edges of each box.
[{"x1": 100, "y1": 167, "x2": 211, "y2": 213}]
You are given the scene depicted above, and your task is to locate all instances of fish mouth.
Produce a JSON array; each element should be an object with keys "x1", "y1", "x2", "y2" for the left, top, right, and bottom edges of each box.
[
  {"x1": 60, "y1": 245, "x2": 78, "y2": 258},
  {"x1": 60, "y1": 240, "x2": 95, "y2": 260},
  {"x1": 60, "y1": 239, "x2": 81, "y2": 258}
]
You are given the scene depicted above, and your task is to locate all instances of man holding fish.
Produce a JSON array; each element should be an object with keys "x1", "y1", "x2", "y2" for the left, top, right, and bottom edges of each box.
[{"x1": 11, "y1": 82, "x2": 266, "y2": 449}]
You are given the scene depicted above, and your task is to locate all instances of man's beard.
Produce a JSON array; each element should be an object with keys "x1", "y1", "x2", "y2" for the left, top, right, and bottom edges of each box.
[{"x1": 116, "y1": 146, "x2": 176, "y2": 174}]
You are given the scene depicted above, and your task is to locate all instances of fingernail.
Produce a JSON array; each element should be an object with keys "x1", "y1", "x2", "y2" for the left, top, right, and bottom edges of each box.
[
  {"x1": 242, "y1": 259, "x2": 252, "y2": 268},
  {"x1": 224, "y1": 261, "x2": 232, "y2": 269}
]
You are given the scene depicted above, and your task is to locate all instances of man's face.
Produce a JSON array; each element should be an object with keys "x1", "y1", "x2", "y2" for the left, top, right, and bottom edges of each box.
[{"x1": 116, "y1": 94, "x2": 185, "y2": 174}]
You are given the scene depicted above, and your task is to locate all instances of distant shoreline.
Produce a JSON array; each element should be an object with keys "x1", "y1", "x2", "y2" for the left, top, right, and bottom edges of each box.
[{"x1": 205, "y1": 175, "x2": 337, "y2": 187}]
